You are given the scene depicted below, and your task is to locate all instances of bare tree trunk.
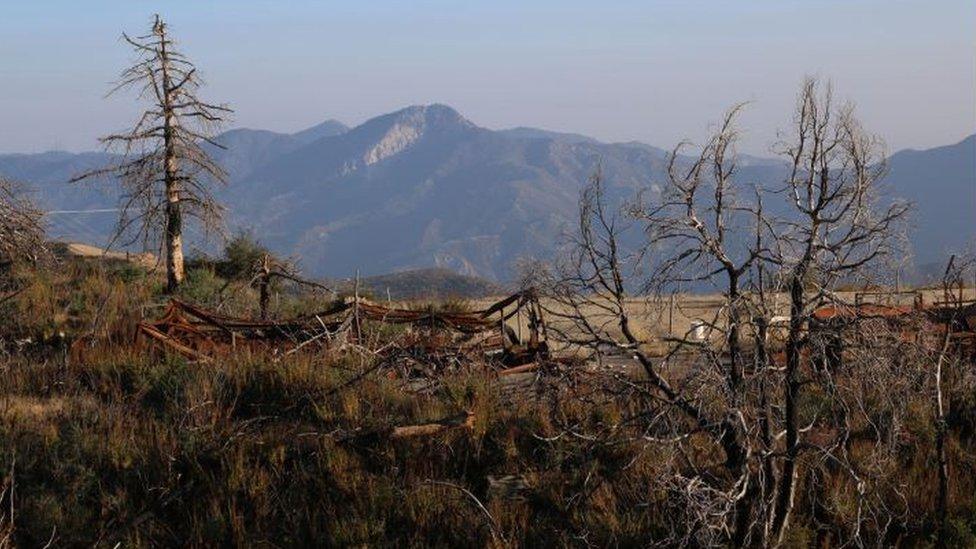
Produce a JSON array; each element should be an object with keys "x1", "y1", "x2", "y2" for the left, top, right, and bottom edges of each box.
[
  {"x1": 164, "y1": 181, "x2": 184, "y2": 291},
  {"x1": 935, "y1": 346, "x2": 949, "y2": 546},
  {"x1": 727, "y1": 273, "x2": 756, "y2": 548},
  {"x1": 771, "y1": 269, "x2": 804, "y2": 544},
  {"x1": 934, "y1": 257, "x2": 959, "y2": 546},
  {"x1": 728, "y1": 273, "x2": 743, "y2": 402},
  {"x1": 755, "y1": 316, "x2": 775, "y2": 547},
  {"x1": 160, "y1": 23, "x2": 184, "y2": 292}
]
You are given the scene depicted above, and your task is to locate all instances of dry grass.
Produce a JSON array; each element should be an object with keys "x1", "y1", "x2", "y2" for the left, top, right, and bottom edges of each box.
[{"x1": 0, "y1": 261, "x2": 974, "y2": 545}]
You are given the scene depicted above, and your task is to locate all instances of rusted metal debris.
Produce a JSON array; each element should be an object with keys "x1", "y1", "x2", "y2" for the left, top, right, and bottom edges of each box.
[
  {"x1": 811, "y1": 290, "x2": 976, "y2": 364},
  {"x1": 136, "y1": 290, "x2": 551, "y2": 374}
]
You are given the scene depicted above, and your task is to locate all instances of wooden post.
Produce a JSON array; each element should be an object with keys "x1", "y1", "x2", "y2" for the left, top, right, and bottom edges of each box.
[
  {"x1": 353, "y1": 269, "x2": 362, "y2": 342},
  {"x1": 535, "y1": 299, "x2": 548, "y2": 342},
  {"x1": 528, "y1": 302, "x2": 539, "y2": 349},
  {"x1": 668, "y1": 293, "x2": 675, "y2": 339},
  {"x1": 516, "y1": 299, "x2": 522, "y2": 345},
  {"x1": 499, "y1": 305, "x2": 506, "y2": 350},
  {"x1": 259, "y1": 254, "x2": 271, "y2": 320}
]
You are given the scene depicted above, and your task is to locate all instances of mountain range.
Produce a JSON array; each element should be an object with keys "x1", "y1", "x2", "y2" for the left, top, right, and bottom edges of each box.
[{"x1": 1, "y1": 104, "x2": 972, "y2": 281}]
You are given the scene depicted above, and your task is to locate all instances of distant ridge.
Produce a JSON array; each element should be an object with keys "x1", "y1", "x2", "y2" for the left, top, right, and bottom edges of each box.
[
  {"x1": 1, "y1": 104, "x2": 972, "y2": 282},
  {"x1": 498, "y1": 127, "x2": 600, "y2": 145},
  {"x1": 884, "y1": 134, "x2": 976, "y2": 267},
  {"x1": 291, "y1": 119, "x2": 349, "y2": 144},
  {"x1": 337, "y1": 268, "x2": 504, "y2": 300}
]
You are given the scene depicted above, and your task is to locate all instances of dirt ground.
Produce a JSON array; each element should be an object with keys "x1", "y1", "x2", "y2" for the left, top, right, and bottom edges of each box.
[
  {"x1": 56, "y1": 241, "x2": 158, "y2": 269},
  {"x1": 473, "y1": 286, "x2": 976, "y2": 357}
]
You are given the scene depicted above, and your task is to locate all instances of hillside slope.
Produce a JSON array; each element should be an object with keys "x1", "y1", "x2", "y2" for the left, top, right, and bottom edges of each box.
[
  {"x1": 884, "y1": 135, "x2": 976, "y2": 265},
  {"x1": 1, "y1": 107, "x2": 971, "y2": 281}
]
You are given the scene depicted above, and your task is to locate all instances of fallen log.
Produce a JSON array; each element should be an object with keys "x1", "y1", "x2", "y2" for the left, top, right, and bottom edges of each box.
[
  {"x1": 497, "y1": 362, "x2": 540, "y2": 377},
  {"x1": 340, "y1": 411, "x2": 475, "y2": 444},
  {"x1": 137, "y1": 323, "x2": 212, "y2": 362},
  {"x1": 391, "y1": 410, "x2": 475, "y2": 439}
]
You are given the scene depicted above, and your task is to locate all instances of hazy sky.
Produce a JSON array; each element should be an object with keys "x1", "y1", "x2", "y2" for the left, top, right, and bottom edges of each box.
[{"x1": 2, "y1": 0, "x2": 974, "y2": 155}]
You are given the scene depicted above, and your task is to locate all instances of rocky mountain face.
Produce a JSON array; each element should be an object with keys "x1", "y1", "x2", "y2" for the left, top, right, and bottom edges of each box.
[
  {"x1": 223, "y1": 104, "x2": 672, "y2": 279},
  {"x1": 1, "y1": 105, "x2": 972, "y2": 281}
]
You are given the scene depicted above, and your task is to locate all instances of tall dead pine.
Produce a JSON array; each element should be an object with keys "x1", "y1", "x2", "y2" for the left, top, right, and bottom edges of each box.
[{"x1": 73, "y1": 14, "x2": 231, "y2": 291}]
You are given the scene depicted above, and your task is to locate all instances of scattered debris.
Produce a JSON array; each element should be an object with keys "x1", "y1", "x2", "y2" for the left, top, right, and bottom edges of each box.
[
  {"x1": 136, "y1": 290, "x2": 551, "y2": 376},
  {"x1": 811, "y1": 290, "x2": 976, "y2": 364}
]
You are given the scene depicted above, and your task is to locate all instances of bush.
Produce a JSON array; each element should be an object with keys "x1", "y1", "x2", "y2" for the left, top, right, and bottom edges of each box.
[
  {"x1": 178, "y1": 267, "x2": 226, "y2": 306},
  {"x1": 216, "y1": 231, "x2": 269, "y2": 280}
]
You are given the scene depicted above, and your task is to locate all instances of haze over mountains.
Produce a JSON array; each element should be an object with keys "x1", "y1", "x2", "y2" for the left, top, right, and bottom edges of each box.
[{"x1": 1, "y1": 104, "x2": 972, "y2": 281}]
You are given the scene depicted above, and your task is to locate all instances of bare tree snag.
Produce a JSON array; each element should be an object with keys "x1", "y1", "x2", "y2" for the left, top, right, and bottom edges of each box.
[
  {"x1": 769, "y1": 77, "x2": 910, "y2": 545},
  {"x1": 532, "y1": 79, "x2": 912, "y2": 546},
  {"x1": 72, "y1": 14, "x2": 231, "y2": 292},
  {"x1": 258, "y1": 254, "x2": 272, "y2": 320},
  {"x1": 630, "y1": 104, "x2": 776, "y2": 546},
  {"x1": 535, "y1": 170, "x2": 762, "y2": 545}
]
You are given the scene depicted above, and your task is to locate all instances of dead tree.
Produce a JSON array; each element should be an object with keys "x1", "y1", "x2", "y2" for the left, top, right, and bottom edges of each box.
[
  {"x1": 538, "y1": 80, "x2": 912, "y2": 546},
  {"x1": 630, "y1": 105, "x2": 779, "y2": 546},
  {"x1": 536, "y1": 170, "x2": 761, "y2": 546},
  {"x1": 72, "y1": 14, "x2": 231, "y2": 291},
  {"x1": 0, "y1": 177, "x2": 46, "y2": 267},
  {"x1": 929, "y1": 254, "x2": 972, "y2": 544},
  {"x1": 768, "y1": 77, "x2": 910, "y2": 545},
  {"x1": 249, "y1": 254, "x2": 334, "y2": 320}
]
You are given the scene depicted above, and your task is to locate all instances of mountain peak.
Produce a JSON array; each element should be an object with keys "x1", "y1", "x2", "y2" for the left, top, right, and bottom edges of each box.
[
  {"x1": 354, "y1": 104, "x2": 476, "y2": 166},
  {"x1": 292, "y1": 119, "x2": 349, "y2": 144},
  {"x1": 387, "y1": 103, "x2": 475, "y2": 132}
]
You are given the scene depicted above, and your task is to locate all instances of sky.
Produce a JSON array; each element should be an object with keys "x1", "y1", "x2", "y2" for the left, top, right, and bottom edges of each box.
[{"x1": 1, "y1": 0, "x2": 974, "y2": 155}]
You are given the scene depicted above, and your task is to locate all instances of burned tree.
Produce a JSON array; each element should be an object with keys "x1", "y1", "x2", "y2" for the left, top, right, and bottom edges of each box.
[
  {"x1": 633, "y1": 104, "x2": 767, "y2": 409},
  {"x1": 536, "y1": 79, "x2": 915, "y2": 546},
  {"x1": 0, "y1": 177, "x2": 45, "y2": 266},
  {"x1": 215, "y1": 232, "x2": 335, "y2": 319},
  {"x1": 535, "y1": 166, "x2": 765, "y2": 546},
  {"x1": 73, "y1": 14, "x2": 231, "y2": 291},
  {"x1": 767, "y1": 77, "x2": 910, "y2": 544},
  {"x1": 629, "y1": 103, "x2": 778, "y2": 546},
  {"x1": 926, "y1": 254, "x2": 974, "y2": 544}
]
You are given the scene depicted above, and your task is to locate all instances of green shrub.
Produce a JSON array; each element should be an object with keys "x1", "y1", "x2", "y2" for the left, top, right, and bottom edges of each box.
[
  {"x1": 217, "y1": 231, "x2": 268, "y2": 280},
  {"x1": 178, "y1": 267, "x2": 225, "y2": 305}
]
